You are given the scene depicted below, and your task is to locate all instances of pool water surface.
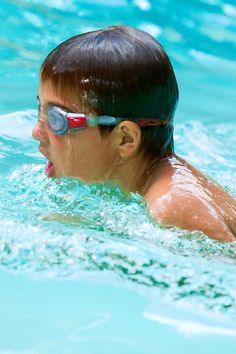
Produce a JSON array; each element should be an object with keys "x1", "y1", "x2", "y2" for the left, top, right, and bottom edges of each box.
[{"x1": 0, "y1": 0, "x2": 236, "y2": 353}]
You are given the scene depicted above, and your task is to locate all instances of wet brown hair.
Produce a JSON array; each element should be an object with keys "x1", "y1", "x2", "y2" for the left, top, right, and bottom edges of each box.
[{"x1": 40, "y1": 25, "x2": 179, "y2": 159}]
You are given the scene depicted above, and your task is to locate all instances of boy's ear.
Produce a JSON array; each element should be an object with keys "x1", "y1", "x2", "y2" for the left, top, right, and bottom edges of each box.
[{"x1": 116, "y1": 121, "x2": 141, "y2": 158}]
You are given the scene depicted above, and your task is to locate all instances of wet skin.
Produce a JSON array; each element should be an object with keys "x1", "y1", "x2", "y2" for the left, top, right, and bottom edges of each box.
[
  {"x1": 144, "y1": 156, "x2": 236, "y2": 242},
  {"x1": 32, "y1": 83, "x2": 120, "y2": 182},
  {"x1": 33, "y1": 83, "x2": 236, "y2": 242}
]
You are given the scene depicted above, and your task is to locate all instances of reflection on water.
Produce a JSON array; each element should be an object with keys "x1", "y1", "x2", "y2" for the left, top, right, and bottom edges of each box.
[{"x1": 0, "y1": 110, "x2": 236, "y2": 322}]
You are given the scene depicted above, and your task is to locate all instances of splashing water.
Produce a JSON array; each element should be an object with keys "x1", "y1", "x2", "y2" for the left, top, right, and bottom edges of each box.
[
  {"x1": 1, "y1": 2, "x2": 236, "y2": 350},
  {"x1": 1, "y1": 110, "x2": 236, "y2": 323}
]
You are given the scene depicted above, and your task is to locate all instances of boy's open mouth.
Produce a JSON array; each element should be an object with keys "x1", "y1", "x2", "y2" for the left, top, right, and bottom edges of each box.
[{"x1": 45, "y1": 161, "x2": 55, "y2": 177}]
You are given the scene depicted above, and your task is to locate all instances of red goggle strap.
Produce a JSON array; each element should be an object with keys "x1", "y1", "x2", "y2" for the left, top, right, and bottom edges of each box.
[{"x1": 137, "y1": 118, "x2": 171, "y2": 127}]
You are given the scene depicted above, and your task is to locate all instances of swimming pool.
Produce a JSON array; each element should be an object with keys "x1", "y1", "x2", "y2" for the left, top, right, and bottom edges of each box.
[{"x1": 0, "y1": 0, "x2": 236, "y2": 353}]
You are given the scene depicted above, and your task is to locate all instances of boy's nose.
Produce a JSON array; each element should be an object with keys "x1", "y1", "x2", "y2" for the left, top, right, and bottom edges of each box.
[{"x1": 32, "y1": 122, "x2": 48, "y2": 142}]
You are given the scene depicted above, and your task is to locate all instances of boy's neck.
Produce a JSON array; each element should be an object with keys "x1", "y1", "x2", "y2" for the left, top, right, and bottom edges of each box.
[{"x1": 111, "y1": 154, "x2": 173, "y2": 195}]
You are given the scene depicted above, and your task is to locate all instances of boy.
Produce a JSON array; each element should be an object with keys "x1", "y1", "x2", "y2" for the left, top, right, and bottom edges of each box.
[{"x1": 32, "y1": 25, "x2": 236, "y2": 241}]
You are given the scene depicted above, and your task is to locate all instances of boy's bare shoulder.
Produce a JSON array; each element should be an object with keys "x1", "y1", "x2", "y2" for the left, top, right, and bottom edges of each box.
[{"x1": 146, "y1": 182, "x2": 235, "y2": 242}]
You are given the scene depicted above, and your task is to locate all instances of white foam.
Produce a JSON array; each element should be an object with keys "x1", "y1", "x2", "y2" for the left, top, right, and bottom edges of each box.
[{"x1": 144, "y1": 312, "x2": 236, "y2": 337}]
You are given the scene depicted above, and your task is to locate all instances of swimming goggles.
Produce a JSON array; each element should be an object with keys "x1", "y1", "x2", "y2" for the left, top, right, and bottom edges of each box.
[
  {"x1": 47, "y1": 106, "x2": 122, "y2": 135},
  {"x1": 46, "y1": 106, "x2": 170, "y2": 135}
]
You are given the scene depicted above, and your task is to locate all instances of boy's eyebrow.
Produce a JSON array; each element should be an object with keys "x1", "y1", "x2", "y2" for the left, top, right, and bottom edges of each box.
[{"x1": 36, "y1": 95, "x2": 71, "y2": 112}]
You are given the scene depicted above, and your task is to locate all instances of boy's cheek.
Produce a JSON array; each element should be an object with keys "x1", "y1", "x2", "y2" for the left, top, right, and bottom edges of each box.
[{"x1": 48, "y1": 130, "x2": 66, "y2": 146}]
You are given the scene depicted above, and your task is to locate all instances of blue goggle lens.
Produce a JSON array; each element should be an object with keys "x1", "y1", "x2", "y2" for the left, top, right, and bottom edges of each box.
[{"x1": 47, "y1": 107, "x2": 68, "y2": 135}]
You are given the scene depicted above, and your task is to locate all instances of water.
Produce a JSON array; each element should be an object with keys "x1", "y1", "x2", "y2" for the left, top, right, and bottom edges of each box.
[{"x1": 0, "y1": 0, "x2": 236, "y2": 353}]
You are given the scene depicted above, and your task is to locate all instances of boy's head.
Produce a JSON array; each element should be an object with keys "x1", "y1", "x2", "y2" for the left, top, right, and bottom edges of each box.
[{"x1": 40, "y1": 25, "x2": 179, "y2": 159}]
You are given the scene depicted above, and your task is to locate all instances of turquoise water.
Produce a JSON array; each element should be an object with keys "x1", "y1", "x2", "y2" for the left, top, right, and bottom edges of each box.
[{"x1": 1, "y1": 0, "x2": 236, "y2": 353}]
